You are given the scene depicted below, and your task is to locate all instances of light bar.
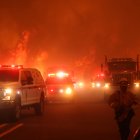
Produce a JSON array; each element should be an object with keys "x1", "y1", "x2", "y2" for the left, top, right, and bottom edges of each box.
[
  {"x1": 56, "y1": 71, "x2": 69, "y2": 78},
  {"x1": 48, "y1": 73, "x2": 56, "y2": 77},
  {"x1": 48, "y1": 71, "x2": 69, "y2": 78},
  {"x1": 0, "y1": 65, "x2": 23, "y2": 69}
]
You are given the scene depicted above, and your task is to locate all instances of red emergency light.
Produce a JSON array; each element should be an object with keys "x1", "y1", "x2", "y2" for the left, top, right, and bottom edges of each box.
[
  {"x1": 0, "y1": 65, "x2": 23, "y2": 69},
  {"x1": 48, "y1": 71, "x2": 69, "y2": 78}
]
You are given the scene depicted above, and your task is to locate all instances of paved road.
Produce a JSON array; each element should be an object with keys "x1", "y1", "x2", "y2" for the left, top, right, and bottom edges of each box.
[{"x1": 0, "y1": 91, "x2": 140, "y2": 140}]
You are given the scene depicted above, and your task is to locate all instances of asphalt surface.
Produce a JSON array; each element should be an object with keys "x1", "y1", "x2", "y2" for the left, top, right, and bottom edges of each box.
[{"x1": 0, "y1": 90, "x2": 140, "y2": 140}]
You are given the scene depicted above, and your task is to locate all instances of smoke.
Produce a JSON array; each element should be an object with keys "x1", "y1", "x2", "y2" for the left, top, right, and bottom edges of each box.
[
  {"x1": 0, "y1": 13, "x2": 18, "y2": 63},
  {"x1": 0, "y1": 0, "x2": 140, "y2": 75},
  {"x1": 11, "y1": 31, "x2": 30, "y2": 65}
]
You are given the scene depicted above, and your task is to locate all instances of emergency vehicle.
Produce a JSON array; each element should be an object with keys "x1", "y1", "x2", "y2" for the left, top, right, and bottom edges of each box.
[
  {"x1": 0, "y1": 65, "x2": 46, "y2": 121},
  {"x1": 91, "y1": 73, "x2": 105, "y2": 88},
  {"x1": 103, "y1": 56, "x2": 140, "y2": 100},
  {"x1": 45, "y1": 68, "x2": 75, "y2": 103}
]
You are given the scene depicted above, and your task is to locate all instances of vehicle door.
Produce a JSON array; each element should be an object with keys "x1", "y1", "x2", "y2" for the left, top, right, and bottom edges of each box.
[
  {"x1": 31, "y1": 70, "x2": 43, "y2": 103},
  {"x1": 21, "y1": 70, "x2": 36, "y2": 105},
  {"x1": 20, "y1": 71, "x2": 28, "y2": 106}
]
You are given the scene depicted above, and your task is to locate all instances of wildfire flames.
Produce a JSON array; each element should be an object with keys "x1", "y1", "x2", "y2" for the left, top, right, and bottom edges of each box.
[{"x1": 0, "y1": 0, "x2": 140, "y2": 79}]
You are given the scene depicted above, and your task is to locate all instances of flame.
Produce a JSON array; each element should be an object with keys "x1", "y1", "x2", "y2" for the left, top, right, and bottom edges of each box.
[
  {"x1": 34, "y1": 51, "x2": 48, "y2": 78},
  {"x1": 11, "y1": 31, "x2": 30, "y2": 65},
  {"x1": 5, "y1": 30, "x2": 48, "y2": 79}
]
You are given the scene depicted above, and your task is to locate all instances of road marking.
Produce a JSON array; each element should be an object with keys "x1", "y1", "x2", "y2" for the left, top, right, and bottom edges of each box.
[
  {"x1": 0, "y1": 124, "x2": 8, "y2": 129},
  {"x1": 0, "y1": 123, "x2": 23, "y2": 138}
]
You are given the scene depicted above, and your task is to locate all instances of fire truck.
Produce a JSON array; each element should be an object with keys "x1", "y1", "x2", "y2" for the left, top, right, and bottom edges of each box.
[
  {"x1": 103, "y1": 55, "x2": 140, "y2": 100},
  {"x1": 45, "y1": 66, "x2": 75, "y2": 103}
]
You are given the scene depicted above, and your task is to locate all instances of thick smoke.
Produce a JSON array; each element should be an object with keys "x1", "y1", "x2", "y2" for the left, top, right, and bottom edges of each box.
[{"x1": 0, "y1": 0, "x2": 140, "y2": 76}]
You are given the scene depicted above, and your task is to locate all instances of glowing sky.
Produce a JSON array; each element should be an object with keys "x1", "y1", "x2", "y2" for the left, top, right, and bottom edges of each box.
[{"x1": 0, "y1": 0, "x2": 140, "y2": 71}]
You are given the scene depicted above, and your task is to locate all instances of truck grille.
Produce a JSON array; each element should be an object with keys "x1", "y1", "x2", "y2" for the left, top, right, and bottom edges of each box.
[{"x1": 112, "y1": 74, "x2": 132, "y2": 85}]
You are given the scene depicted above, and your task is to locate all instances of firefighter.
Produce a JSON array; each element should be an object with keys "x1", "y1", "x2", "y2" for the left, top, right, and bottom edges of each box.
[{"x1": 108, "y1": 78, "x2": 138, "y2": 140}]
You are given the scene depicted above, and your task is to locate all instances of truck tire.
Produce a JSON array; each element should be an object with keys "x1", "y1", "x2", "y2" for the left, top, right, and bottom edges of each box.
[
  {"x1": 10, "y1": 98, "x2": 21, "y2": 122},
  {"x1": 34, "y1": 96, "x2": 45, "y2": 115}
]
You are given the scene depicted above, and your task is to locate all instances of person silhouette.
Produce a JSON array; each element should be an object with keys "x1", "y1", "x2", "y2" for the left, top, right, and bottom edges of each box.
[{"x1": 108, "y1": 78, "x2": 138, "y2": 140}]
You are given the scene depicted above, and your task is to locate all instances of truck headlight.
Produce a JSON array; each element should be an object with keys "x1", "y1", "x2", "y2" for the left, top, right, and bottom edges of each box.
[
  {"x1": 134, "y1": 83, "x2": 140, "y2": 88},
  {"x1": 96, "y1": 83, "x2": 101, "y2": 87},
  {"x1": 2, "y1": 88, "x2": 20, "y2": 100},
  {"x1": 104, "y1": 83, "x2": 110, "y2": 89},
  {"x1": 78, "y1": 82, "x2": 84, "y2": 88},
  {"x1": 65, "y1": 87, "x2": 72, "y2": 95},
  {"x1": 2, "y1": 88, "x2": 13, "y2": 100},
  {"x1": 59, "y1": 89, "x2": 64, "y2": 93},
  {"x1": 4, "y1": 88, "x2": 13, "y2": 95}
]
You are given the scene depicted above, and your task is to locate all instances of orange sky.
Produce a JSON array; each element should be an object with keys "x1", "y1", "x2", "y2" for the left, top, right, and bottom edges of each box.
[{"x1": 0, "y1": 0, "x2": 140, "y2": 73}]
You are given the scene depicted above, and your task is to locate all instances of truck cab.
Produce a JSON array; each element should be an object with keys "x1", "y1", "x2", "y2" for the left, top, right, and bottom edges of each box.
[
  {"x1": 0, "y1": 65, "x2": 46, "y2": 121},
  {"x1": 103, "y1": 57, "x2": 140, "y2": 101}
]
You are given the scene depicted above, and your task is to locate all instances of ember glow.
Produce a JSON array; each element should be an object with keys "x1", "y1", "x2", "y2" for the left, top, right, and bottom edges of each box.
[{"x1": 0, "y1": 0, "x2": 140, "y2": 76}]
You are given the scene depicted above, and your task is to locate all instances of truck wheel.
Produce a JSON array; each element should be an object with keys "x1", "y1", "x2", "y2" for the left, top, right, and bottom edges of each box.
[
  {"x1": 34, "y1": 96, "x2": 45, "y2": 115},
  {"x1": 10, "y1": 99, "x2": 21, "y2": 122}
]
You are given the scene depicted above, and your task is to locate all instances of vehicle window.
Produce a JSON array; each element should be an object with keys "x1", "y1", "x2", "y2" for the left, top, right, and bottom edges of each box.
[
  {"x1": 21, "y1": 71, "x2": 33, "y2": 85},
  {"x1": 32, "y1": 70, "x2": 43, "y2": 83},
  {"x1": 0, "y1": 70, "x2": 19, "y2": 82},
  {"x1": 108, "y1": 61, "x2": 136, "y2": 71},
  {"x1": 21, "y1": 71, "x2": 27, "y2": 81}
]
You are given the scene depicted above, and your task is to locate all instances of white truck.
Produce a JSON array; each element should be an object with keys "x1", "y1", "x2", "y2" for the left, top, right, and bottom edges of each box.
[{"x1": 0, "y1": 65, "x2": 46, "y2": 121}]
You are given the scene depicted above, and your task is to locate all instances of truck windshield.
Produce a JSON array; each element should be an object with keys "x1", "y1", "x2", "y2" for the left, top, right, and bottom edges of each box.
[
  {"x1": 108, "y1": 61, "x2": 136, "y2": 71},
  {"x1": 0, "y1": 70, "x2": 19, "y2": 82},
  {"x1": 46, "y1": 77, "x2": 73, "y2": 85}
]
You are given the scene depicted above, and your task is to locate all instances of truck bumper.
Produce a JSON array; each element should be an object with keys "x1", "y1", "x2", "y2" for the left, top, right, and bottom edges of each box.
[{"x1": 0, "y1": 100, "x2": 15, "y2": 110}]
